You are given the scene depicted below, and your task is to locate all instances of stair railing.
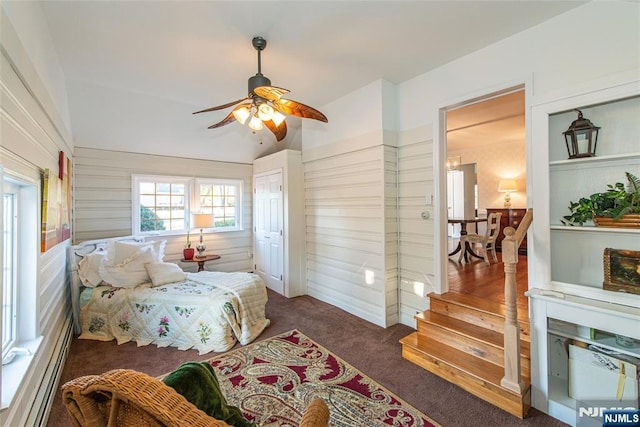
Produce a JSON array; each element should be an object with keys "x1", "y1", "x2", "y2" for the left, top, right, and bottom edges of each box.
[{"x1": 499, "y1": 208, "x2": 532, "y2": 394}]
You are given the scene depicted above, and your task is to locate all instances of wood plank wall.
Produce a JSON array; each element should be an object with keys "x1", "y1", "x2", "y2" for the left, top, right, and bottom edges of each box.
[
  {"x1": 397, "y1": 135, "x2": 434, "y2": 325},
  {"x1": 0, "y1": 16, "x2": 73, "y2": 425},
  {"x1": 73, "y1": 147, "x2": 254, "y2": 273},
  {"x1": 304, "y1": 145, "x2": 398, "y2": 327}
]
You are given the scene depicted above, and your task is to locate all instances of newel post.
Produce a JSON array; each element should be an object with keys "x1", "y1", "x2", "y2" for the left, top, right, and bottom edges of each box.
[{"x1": 500, "y1": 226, "x2": 525, "y2": 393}]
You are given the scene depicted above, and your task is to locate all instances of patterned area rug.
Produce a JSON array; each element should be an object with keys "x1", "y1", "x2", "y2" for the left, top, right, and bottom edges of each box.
[{"x1": 205, "y1": 329, "x2": 439, "y2": 426}]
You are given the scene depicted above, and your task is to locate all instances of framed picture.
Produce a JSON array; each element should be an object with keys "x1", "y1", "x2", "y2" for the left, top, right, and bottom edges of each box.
[
  {"x1": 41, "y1": 153, "x2": 72, "y2": 252},
  {"x1": 603, "y1": 248, "x2": 640, "y2": 295}
]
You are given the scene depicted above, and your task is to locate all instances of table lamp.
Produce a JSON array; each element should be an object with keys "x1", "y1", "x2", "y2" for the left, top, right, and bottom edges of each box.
[
  {"x1": 498, "y1": 179, "x2": 517, "y2": 208},
  {"x1": 192, "y1": 213, "x2": 214, "y2": 257}
]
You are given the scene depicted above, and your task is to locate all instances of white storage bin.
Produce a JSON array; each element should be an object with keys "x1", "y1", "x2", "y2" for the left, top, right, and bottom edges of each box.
[{"x1": 568, "y1": 344, "x2": 639, "y2": 403}]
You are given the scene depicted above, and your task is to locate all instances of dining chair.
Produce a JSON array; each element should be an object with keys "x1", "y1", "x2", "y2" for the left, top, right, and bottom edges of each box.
[{"x1": 458, "y1": 212, "x2": 503, "y2": 265}]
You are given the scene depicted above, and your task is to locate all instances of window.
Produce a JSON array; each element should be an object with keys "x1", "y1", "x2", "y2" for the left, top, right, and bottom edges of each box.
[
  {"x1": 132, "y1": 175, "x2": 242, "y2": 235},
  {"x1": 1, "y1": 170, "x2": 41, "y2": 409},
  {"x1": 2, "y1": 190, "x2": 17, "y2": 355},
  {"x1": 196, "y1": 179, "x2": 242, "y2": 229}
]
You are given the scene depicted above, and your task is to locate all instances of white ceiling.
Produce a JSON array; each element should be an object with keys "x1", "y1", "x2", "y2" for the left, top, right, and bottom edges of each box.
[
  {"x1": 447, "y1": 90, "x2": 525, "y2": 152},
  {"x1": 28, "y1": 1, "x2": 583, "y2": 163}
]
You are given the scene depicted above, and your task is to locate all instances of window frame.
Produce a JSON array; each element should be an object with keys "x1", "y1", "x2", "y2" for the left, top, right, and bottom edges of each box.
[
  {"x1": 131, "y1": 175, "x2": 191, "y2": 236},
  {"x1": 2, "y1": 184, "x2": 17, "y2": 357},
  {"x1": 0, "y1": 168, "x2": 41, "y2": 405},
  {"x1": 132, "y1": 174, "x2": 243, "y2": 236},
  {"x1": 194, "y1": 178, "x2": 243, "y2": 232}
]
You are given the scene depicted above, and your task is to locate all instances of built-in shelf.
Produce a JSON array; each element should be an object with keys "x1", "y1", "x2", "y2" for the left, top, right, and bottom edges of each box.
[
  {"x1": 550, "y1": 224, "x2": 640, "y2": 234},
  {"x1": 549, "y1": 151, "x2": 640, "y2": 166},
  {"x1": 548, "y1": 319, "x2": 640, "y2": 359},
  {"x1": 530, "y1": 79, "x2": 640, "y2": 427}
]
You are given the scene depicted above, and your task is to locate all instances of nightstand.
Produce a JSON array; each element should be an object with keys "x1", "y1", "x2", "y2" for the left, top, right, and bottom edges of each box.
[{"x1": 180, "y1": 254, "x2": 221, "y2": 272}]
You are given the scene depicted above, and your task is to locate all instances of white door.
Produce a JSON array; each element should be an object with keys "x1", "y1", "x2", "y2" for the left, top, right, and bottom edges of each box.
[
  {"x1": 254, "y1": 171, "x2": 284, "y2": 294},
  {"x1": 447, "y1": 170, "x2": 465, "y2": 237}
]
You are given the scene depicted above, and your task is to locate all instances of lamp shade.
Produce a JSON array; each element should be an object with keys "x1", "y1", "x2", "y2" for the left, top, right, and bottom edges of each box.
[
  {"x1": 232, "y1": 106, "x2": 251, "y2": 125},
  {"x1": 192, "y1": 213, "x2": 214, "y2": 229},
  {"x1": 248, "y1": 114, "x2": 263, "y2": 131},
  {"x1": 498, "y1": 179, "x2": 517, "y2": 193},
  {"x1": 271, "y1": 111, "x2": 286, "y2": 126}
]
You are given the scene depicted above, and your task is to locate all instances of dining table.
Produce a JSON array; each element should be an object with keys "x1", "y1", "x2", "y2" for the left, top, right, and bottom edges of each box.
[{"x1": 448, "y1": 217, "x2": 488, "y2": 262}]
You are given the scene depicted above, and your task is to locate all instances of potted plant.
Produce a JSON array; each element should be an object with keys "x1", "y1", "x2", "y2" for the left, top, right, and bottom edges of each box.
[
  {"x1": 562, "y1": 172, "x2": 640, "y2": 227},
  {"x1": 183, "y1": 232, "x2": 195, "y2": 260}
]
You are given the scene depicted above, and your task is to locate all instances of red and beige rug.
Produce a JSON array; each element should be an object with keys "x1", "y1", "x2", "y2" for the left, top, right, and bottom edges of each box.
[{"x1": 205, "y1": 329, "x2": 440, "y2": 426}]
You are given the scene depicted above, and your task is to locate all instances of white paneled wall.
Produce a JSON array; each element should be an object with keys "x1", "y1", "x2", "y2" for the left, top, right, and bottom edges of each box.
[
  {"x1": 383, "y1": 145, "x2": 399, "y2": 325},
  {"x1": 304, "y1": 145, "x2": 398, "y2": 327},
  {"x1": 73, "y1": 147, "x2": 254, "y2": 272},
  {"x1": 1, "y1": 11, "x2": 73, "y2": 425},
  {"x1": 397, "y1": 135, "x2": 434, "y2": 325}
]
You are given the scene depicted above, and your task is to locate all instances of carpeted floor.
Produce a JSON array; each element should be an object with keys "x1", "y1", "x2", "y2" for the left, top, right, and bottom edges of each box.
[{"x1": 47, "y1": 289, "x2": 568, "y2": 426}]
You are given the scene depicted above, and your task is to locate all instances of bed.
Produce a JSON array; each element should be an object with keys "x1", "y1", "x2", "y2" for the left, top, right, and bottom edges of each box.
[{"x1": 67, "y1": 236, "x2": 270, "y2": 354}]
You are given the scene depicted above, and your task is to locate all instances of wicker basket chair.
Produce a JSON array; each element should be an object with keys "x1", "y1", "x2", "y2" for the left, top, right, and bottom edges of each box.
[{"x1": 62, "y1": 369, "x2": 329, "y2": 427}]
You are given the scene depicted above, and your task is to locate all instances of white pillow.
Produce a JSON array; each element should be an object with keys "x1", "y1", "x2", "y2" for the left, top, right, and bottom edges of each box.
[
  {"x1": 105, "y1": 239, "x2": 166, "y2": 265},
  {"x1": 77, "y1": 252, "x2": 105, "y2": 287},
  {"x1": 145, "y1": 262, "x2": 186, "y2": 287},
  {"x1": 98, "y1": 248, "x2": 155, "y2": 288}
]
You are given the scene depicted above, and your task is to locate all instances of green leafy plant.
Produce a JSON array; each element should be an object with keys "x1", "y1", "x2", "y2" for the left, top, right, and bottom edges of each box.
[
  {"x1": 185, "y1": 231, "x2": 192, "y2": 248},
  {"x1": 620, "y1": 171, "x2": 640, "y2": 216},
  {"x1": 562, "y1": 172, "x2": 640, "y2": 226}
]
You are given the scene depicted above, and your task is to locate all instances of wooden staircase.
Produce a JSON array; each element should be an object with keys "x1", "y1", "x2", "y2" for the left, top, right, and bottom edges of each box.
[{"x1": 400, "y1": 292, "x2": 531, "y2": 418}]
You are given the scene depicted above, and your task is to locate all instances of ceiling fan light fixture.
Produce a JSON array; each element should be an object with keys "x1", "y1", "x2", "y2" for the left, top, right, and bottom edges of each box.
[
  {"x1": 232, "y1": 106, "x2": 251, "y2": 124},
  {"x1": 272, "y1": 111, "x2": 286, "y2": 126},
  {"x1": 248, "y1": 114, "x2": 263, "y2": 131},
  {"x1": 257, "y1": 103, "x2": 274, "y2": 121},
  {"x1": 194, "y1": 36, "x2": 326, "y2": 141}
]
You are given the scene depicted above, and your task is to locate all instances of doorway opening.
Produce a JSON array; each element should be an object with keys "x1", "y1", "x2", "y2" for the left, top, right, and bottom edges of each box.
[{"x1": 442, "y1": 87, "x2": 528, "y2": 308}]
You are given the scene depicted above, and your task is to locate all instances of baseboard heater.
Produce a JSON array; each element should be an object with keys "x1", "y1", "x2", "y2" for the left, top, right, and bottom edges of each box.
[{"x1": 28, "y1": 317, "x2": 73, "y2": 426}]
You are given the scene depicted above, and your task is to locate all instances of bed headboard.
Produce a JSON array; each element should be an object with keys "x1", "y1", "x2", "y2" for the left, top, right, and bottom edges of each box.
[{"x1": 67, "y1": 235, "x2": 147, "y2": 335}]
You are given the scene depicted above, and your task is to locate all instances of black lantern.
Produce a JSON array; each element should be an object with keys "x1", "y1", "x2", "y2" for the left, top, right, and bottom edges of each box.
[{"x1": 563, "y1": 109, "x2": 600, "y2": 159}]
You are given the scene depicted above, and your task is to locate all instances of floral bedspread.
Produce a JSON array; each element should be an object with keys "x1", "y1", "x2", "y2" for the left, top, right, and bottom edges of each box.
[{"x1": 79, "y1": 272, "x2": 270, "y2": 354}]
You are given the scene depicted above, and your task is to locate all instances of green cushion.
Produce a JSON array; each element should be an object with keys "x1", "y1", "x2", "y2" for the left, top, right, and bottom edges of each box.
[{"x1": 163, "y1": 361, "x2": 255, "y2": 427}]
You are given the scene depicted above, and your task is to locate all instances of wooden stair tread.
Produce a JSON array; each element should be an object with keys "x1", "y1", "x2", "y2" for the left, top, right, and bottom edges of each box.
[
  {"x1": 416, "y1": 311, "x2": 530, "y2": 356},
  {"x1": 401, "y1": 332, "x2": 529, "y2": 388},
  {"x1": 429, "y1": 292, "x2": 529, "y2": 324}
]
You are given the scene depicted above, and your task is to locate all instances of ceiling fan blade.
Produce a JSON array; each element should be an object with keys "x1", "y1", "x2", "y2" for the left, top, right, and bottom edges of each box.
[
  {"x1": 193, "y1": 97, "x2": 250, "y2": 114},
  {"x1": 253, "y1": 86, "x2": 290, "y2": 101},
  {"x1": 207, "y1": 111, "x2": 237, "y2": 129},
  {"x1": 264, "y1": 119, "x2": 287, "y2": 141},
  {"x1": 272, "y1": 98, "x2": 328, "y2": 123}
]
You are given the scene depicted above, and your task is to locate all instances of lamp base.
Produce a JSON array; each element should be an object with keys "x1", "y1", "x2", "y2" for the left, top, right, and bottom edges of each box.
[
  {"x1": 196, "y1": 244, "x2": 206, "y2": 258},
  {"x1": 503, "y1": 193, "x2": 512, "y2": 208}
]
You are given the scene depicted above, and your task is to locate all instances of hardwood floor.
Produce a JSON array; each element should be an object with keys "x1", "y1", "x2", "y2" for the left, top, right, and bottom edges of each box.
[{"x1": 447, "y1": 238, "x2": 529, "y2": 313}]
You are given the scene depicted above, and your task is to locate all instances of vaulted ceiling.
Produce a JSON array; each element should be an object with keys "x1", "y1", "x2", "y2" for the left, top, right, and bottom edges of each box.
[{"x1": 16, "y1": 1, "x2": 584, "y2": 162}]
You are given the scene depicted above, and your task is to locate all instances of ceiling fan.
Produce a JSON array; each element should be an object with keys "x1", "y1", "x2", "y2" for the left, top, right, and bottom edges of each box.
[{"x1": 193, "y1": 36, "x2": 328, "y2": 141}]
